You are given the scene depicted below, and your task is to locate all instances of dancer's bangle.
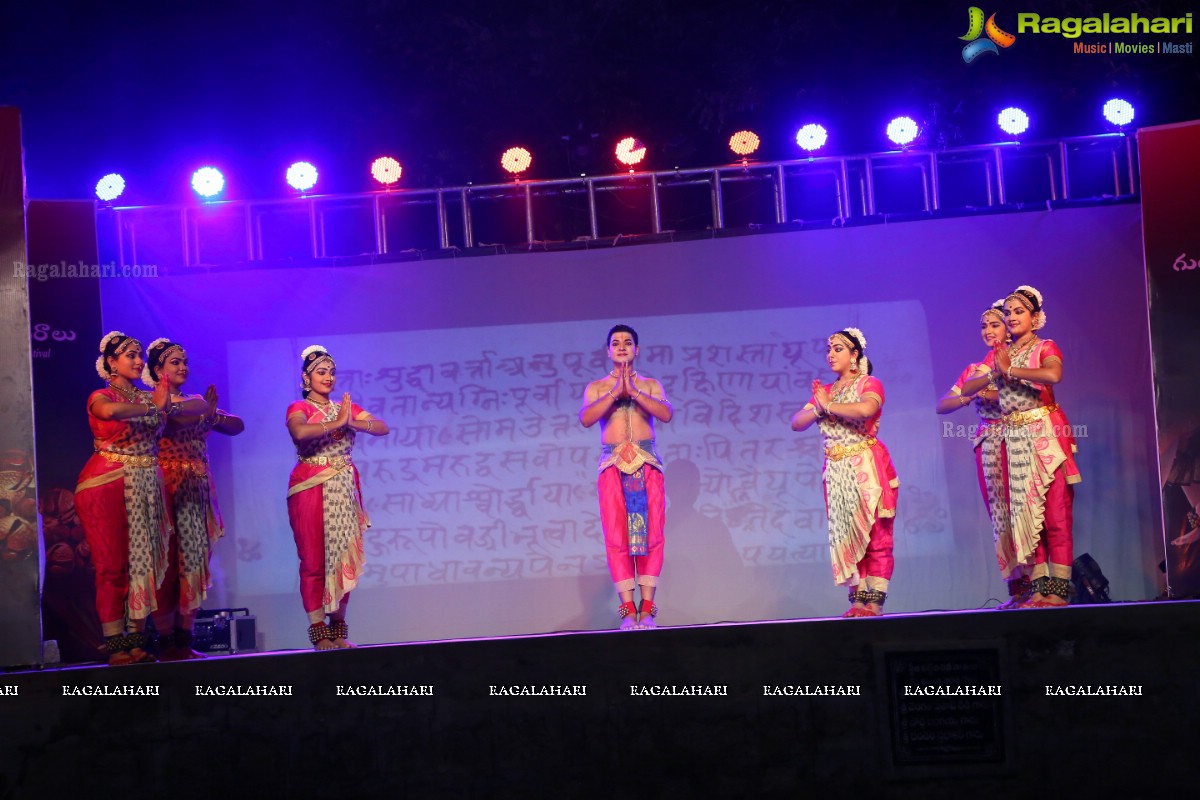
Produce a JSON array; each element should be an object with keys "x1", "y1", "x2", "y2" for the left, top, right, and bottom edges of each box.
[
  {"x1": 320, "y1": 421, "x2": 328, "y2": 434},
  {"x1": 961, "y1": 395, "x2": 971, "y2": 406},
  {"x1": 366, "y1": 419, "x2": 374, "y2": 433}
]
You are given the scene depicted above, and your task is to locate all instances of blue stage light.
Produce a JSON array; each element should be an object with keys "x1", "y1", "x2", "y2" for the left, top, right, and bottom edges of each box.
[
  {"x1": 886, "y1": 117, "x2": 919, "y2": 147},
  {"x1": 1102, "y1": 98, "x2": 1135, "y2": 127},
  {"x1": 794, "y1": 124, "x2": 828, "y2": 153},
  {"x1": 95, "y1": 173, "x2": 125, "y2": 202},
  {"x1": 997, "y1": 107, "x2": 1030, "y2": 137},
  {"x1": 191, "y1": 167, "x2": 225, "y2": 198},
  {"x1": 286, "y1": 161, "x2": 319, "y2": 192}
]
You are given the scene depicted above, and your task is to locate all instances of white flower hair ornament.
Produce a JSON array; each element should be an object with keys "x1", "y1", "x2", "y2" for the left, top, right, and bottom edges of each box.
[
  {"x1": 140, "y1": 337, "x2": 173, "y2": 387},
  {"x1": 1015, "y1": 285, "x2": 1043, "y2": 306},
  {"x1": 981, "y1": 300, "x2": 1006, "y2": 325},
  {"x1": 1009, "y1": 285, "x2": 1047, "y2": 330},
  {"x1": 831, "y1": 327, "x2": 870, "y2": 374},
  {"x1": 96, "y1": 330, "x2": 128, "y2": 381}
]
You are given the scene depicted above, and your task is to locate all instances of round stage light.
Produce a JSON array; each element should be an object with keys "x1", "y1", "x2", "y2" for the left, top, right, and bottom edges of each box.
[
  {"x1": 795, "y1": 124, "x2": 828, "y2": 153},
  {"x1": 371, "y1": 156, "x2": 403, "y2": 186},
  {"x1": 191, "y1": 167, "x2": 225, "y2": 198},
  {"x1": 95, "y1": 173, "x2": 125, "y2": 202},
  {"x1": 997, "y1": 107, "x2": 1030, "y2": 136},
  {"x1": 886, "y1": 116, "x2": 920, "y2": 147},
  {"x1": 1102, "y1": 98, "x2": 1135, "y2": 127},
  {"x1": 615, "y1": 136, "x2": 647, "y2": 167},
  {"x1": 728, "y1": 130, "x2": 761, "y2": 157},
  {"x1": 286, "y1": 161, "x2": 319, "y2": 192},
  {"x1": 501, "y1": 146, "x2": 533, "y2": 175}
]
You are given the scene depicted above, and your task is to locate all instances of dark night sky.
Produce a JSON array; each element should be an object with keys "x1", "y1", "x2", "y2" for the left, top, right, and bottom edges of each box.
[{"x1": 2, "y1": 0, "x2": 1197, "y2": 202}]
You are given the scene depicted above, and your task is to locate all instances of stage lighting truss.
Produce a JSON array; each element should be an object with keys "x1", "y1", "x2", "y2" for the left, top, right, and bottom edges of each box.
[{"x1": 98, "y1": 132, "x2": 1140, "y2": 269}]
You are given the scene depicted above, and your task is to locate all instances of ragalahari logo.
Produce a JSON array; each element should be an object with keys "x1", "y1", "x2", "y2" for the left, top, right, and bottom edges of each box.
[{"x1": 960, "y1": 7, "x2": 1017, "y2": 62}]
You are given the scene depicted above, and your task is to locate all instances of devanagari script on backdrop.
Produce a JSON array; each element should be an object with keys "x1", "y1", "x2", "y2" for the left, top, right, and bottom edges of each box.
[{"x1": 230, "y1": 303, "x2": 950, "y2": 596}]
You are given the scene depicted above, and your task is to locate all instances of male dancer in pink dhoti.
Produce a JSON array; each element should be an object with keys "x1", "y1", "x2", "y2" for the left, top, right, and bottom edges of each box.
[{"x1": 580, "y1": 325, "x2": 673, "y2": 630}]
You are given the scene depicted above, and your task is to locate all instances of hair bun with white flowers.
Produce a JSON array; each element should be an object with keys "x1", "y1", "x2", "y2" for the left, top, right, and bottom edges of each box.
[
  {"x1": 1015, "y1": 285, "x2": 1043, "y2": 307},
  {"x1": 1009, "y1": 285, "x2": 1047, "y2": 329},
  {"x1": 843, "y1": 327, "x2": 867, "y2": 352},
  {"x1": 96, "y1": 331, "x2": 134, "y2": 381},
  {"x1": 98, "y1": 331, "x2": 126, "y2": 353},
  {"x1": 141, "y1": 337, "x2": 177, "y2": 387}
]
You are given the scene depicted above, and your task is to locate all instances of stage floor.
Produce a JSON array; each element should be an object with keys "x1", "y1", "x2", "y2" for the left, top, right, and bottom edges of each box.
[{"x1": 2, "y1": 600, "x2": 1196, "y2": 797}]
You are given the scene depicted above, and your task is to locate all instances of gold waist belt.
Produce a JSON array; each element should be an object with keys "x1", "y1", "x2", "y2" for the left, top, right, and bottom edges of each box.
[
  {"x1": 1004, "y1": 403, "x2": 1058, "y2": 428},
  {"x1": 97, "y1": 449, "x2": 157, "y2": 468},
  {"x1": 298, "y1": 454, "x2": 353, "y2": 468},
  {"x1": 161, "y1": 458, "x2": 208, "y2": 475},
  {"x1": 825, "y1": 437, "x2": 876, "y2": 462}
]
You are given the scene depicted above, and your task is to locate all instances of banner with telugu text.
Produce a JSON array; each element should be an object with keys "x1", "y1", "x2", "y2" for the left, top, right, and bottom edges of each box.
[
  {"x1": 26, "y1": 200, "x2": 105, "y2": 663},
  {"x1": 1140, "y1": 120, "x2": 1200, "y2": 597},
  {"x1": 0, "y1": 108, "x2": 43, "y2": 668}
]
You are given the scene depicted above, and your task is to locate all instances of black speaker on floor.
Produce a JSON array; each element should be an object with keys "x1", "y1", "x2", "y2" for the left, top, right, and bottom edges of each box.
[
  {"x1": 194, "y1": 608, "x2": 257, "y2": 654},
  {"x1": 1071, "y1": 553, "x2": 1111, "y2": 604}
]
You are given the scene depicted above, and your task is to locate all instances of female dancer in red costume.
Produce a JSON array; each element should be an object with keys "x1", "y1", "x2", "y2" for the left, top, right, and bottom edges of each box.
[
  {"x1": 962, "y1": 285, "x2": 1080, "y2": 607},
  {"x1": 936, "y1": 301, "x2": 1032, "y2": 608},
  {"x1": 792, "y1": 328, "x2": 899, "y2": 617},
  {"x1": 75, "y1": 332, "x2": 205, "y2": 664},
  {"x1": 142, "y1": 338, "x2": 245, "y2": 660},
  {"x1": 286, "y1": 345, "x2": 389, "y2": 649}
]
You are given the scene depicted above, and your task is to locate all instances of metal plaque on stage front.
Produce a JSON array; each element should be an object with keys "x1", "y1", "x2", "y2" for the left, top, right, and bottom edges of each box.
[{"x1": 883, "y1": 648, "x2": 1007, "y2": 770}]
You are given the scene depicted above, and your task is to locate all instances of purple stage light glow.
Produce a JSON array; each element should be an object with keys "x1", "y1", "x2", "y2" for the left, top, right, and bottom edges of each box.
[
  {"x1": 286, "y1": 161, "x2": 318, "y2": 192},
  {"x1": 191, "y1": 167, "x2": 225, "y2": 198},
  {"x1": 95, "y1": 173, "x2": 125, "y2": 202},
  {"x1": 1102, "y1": 98, "x2": 1135, "y2": 127},
  {"x1": 997, "y1": 107, "x2": 1030, "y2": 137},
  {"x1": 886, "y1": 117, "x2": 919, "y2": 147},
  {"x1": 794, "y1": 124, "x2": 828, "y2": 153}
]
